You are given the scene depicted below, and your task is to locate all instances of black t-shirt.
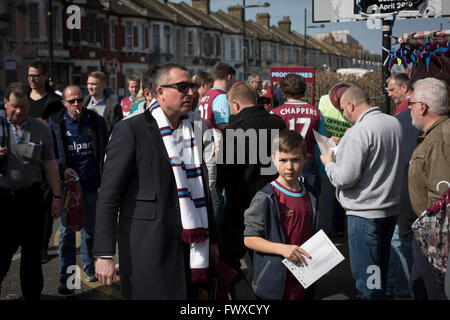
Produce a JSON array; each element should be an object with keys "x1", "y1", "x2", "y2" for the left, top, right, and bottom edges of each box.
[
  {"x1": 29, "y1": 95, "x2": 48, "y2": 119},
  {"x1": 29, "y1": 93, "x2": 63, "y2": 120}
]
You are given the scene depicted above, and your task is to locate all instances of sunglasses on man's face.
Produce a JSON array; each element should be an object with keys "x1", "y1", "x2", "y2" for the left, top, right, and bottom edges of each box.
[
  {"x1": 65, "y1": 98, "x2": 84, "y2": 105},
  {"x1": 408, "y1": 100, "x2": 429, "y2": 109},
  {"x1": 160, "y1": 81, "x2": 197, "y2": 94}
]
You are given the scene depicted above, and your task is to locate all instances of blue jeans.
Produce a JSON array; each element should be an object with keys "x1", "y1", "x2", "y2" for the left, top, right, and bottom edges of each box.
[
  {"x1": 347, "y1": 215, "x2": 397, "y2": 300},
  {"x1": 59, "y1": 191, "x2": 97, "y2": 284},
  {"x1": 387, "y1": 224, "x2": 412, "y2": 296}
]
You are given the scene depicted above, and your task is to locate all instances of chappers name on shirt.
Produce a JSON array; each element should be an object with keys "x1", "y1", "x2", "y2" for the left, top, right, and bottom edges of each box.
[{"x1": 279, "y1": 106, "x2": 318, "y2": 116}]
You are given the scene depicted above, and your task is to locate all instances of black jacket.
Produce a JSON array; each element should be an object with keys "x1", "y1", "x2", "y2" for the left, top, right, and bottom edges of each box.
[
  {"x1": 217, "y1": 105, "x2": 286, "y2": 262},
  {"x1": 93, "y1": 110, "x2": 216, "y2": 299}
]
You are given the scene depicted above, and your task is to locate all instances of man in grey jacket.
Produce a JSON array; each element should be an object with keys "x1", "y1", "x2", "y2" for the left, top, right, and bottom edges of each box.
[
  {"x1": 83, "y1": 71, "x2": 122, "y2": 135},
  {"x1": 320, "y1": 86, "x2": 406, "y2": 300}
]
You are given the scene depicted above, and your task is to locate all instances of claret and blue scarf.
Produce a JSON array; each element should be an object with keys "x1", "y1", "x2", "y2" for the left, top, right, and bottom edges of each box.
[{"x1": 149, "y1": 101, "x2": 210, "y2": 284}]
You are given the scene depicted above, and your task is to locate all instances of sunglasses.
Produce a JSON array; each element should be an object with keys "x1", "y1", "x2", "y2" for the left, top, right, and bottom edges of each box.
[
  {"x1": 27, "y1": 74, "x2": 41, "y2": 79},
  {"x1": 65, "y1": 98, "x2": 84, "y2": 105},
  {"x1": 160, "y1": 81, "x2": 197, "y2": 94},
  {"x1": 408, "y1": 100, "x2": 429, "y2": 109}
]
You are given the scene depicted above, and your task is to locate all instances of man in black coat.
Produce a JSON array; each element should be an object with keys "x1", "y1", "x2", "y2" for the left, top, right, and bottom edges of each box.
[
  {"x1": 216, "y1": 81, "x2": 286, "y2": 299},
  {"x1": 93, "y1": 64, "x2": 217, "y2": 299}
]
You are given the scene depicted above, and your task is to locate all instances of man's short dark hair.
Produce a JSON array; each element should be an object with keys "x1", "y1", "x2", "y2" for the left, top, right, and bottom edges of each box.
[
  {"x1": 211, "y1": 62, "x2": 235, "y2": 81},
  {"x1": 5, "y1": 82, "x2": 30, "y2": 101},
  {"x1": 88, "y1": 71, "x2": 107, "y2": 83},
  {"x1": 279, "y1": 74, "x2": 306, "y2": 100},
  {"x1": 387, "y1": 73, "x2": 412, "y2": 91},
  {"x1": 153, "y1": 64, "x2": 189, "y2": 96},
  {"x1": 192, "y1": 71, "x2": 213, "y2": 86},
  {"x1": 142, "y1": 66, "x2": 161, "y2": 97},
  {"x1": 127, "y1": 74, "x2": 141, "y2": 84},
  {"x1": 228, "y1": 81, "x2": 257, "y2": 106},
  {"x1": 28, "y1": 60, "x2": 48, "y2": 74}
]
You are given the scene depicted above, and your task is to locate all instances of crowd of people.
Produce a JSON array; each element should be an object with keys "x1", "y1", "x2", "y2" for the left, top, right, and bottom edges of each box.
[{"x1": 0, "y1": 59, "x2": 448, "y2": 301}]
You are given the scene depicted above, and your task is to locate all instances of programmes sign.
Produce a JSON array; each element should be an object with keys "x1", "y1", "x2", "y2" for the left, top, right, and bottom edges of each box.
[
  {"x1": 270, "y1": 67, "x2": 315, "y2": 83},
  {"x1": 354, "y1": 0, "x2": 425, "y2": 14},
  {"x1": 270, "y1": 67, "x2": 316, "y2": 106}
]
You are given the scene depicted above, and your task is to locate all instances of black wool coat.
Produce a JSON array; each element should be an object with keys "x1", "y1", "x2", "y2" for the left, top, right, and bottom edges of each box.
[{"x1": 93, "y1": 110, "x2": 215, "y2": 299}]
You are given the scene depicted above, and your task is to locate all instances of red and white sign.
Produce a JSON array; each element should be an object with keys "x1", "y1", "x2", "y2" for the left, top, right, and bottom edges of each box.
[
  {"x1": 270, "y1": 67, "x2": 316, "y2": 106},
  {"x1": 270, "y1": 67, "x2": 315, "y2": 83}
]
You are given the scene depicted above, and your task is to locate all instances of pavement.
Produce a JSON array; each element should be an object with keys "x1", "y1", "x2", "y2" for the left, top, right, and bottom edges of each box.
[{"x1": 0, "y1": 218, "x2": 360, "y2": 301}]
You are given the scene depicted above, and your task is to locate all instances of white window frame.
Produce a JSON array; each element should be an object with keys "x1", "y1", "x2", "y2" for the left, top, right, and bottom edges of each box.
[
  {"x1": 29, "y1": 3, "x2": 39, "y2": 39},
  {"x1": 110, "y1": 72, "x2": 117, "y2": 91},
  {"x1": 125, "y1": 22, "x2": 133, "y2": 49},
  {"x1": 230, "y1": 38, "x2": 236, "y2": 60},
  {"x1": 86, "y1": 13, "x2": 96, "y2": 44},
  {"x1": 152, "y1": 24, "x2": 161, "y2": 53},
  {"x1": 187, "y1": 30, "x2": 194, "y2": 56},
  {"x1": 110, "y1": 20, "x2": 116, "y2": 50},
  {"x1": 138, "y1": 23, "x2": 144, "y2": 51},
  {"x1": 164, "y1": 25, "x2": 171, "y2": 54}
]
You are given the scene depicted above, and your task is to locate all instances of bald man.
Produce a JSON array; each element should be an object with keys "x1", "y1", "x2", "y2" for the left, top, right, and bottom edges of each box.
[
  {"x1": 47, "y1": 85, "x2": 109, "y2": 294},
  {"x1": 320, "y1": 86, "x2": 407, "y2": 300}
]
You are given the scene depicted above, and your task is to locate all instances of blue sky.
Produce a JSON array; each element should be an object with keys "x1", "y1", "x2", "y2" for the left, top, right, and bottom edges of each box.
[{"x1": 171, "y1": 0, "x2": 450, "y2": 54}]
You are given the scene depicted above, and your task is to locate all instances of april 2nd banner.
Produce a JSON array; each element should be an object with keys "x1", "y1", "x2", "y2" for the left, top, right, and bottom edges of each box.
[{"x1": 354, "y1": 0, "x2": 425, "y2": 14}]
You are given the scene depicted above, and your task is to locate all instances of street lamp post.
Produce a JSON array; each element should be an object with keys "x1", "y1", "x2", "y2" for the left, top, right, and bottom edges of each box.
[
  {"x1": 47, "y1": 0, "x2": 54, "y2": 87},
  {"x1": 243, "y1": 0, "x2": 246, "y2": 80},
  {"x1": 242, "y1": 1, "x2": 270, "y2": 80},
  {"x1": 303, "y1": 8, "x2": 325, "y2": 67}
]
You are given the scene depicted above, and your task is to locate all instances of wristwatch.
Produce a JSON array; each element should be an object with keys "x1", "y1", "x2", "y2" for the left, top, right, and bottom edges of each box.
[{"x1": 53, "y1": 195, "x2": 62, "y2": 199}]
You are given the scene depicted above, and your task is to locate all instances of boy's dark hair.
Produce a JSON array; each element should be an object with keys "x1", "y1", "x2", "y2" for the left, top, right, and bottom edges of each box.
[
  {"x1": 279, "y1": 74, "x2": 306, "y2": 100},
  {"x1": 273, "y1": 129, "x2": 307, "y2": 157},
  {"x1": 211, "y1": 62, "x2": 235, "y2": 81}
]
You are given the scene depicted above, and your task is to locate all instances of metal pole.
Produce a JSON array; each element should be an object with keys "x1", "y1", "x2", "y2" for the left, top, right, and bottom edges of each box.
[
  {"x1": 303, "y1": 8, "x2": 307, "y2": 66},
  {"x1": 243, "y1": 0, "x2": 247, "y2": 81},
  {"x1": 47, "y1": 0, "x2": 54, "y2": 87},
  {"x1": 381, "y1": 19, "x2": 391, "y2": 114}
]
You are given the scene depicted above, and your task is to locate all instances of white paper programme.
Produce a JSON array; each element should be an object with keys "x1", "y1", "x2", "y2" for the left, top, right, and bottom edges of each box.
[
  {"x1": 282, "y1": 229, "x2": 345, "y2": 289},
  {"x1": 313, "y1": 129, "x2": 338, "y2": 161}
]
